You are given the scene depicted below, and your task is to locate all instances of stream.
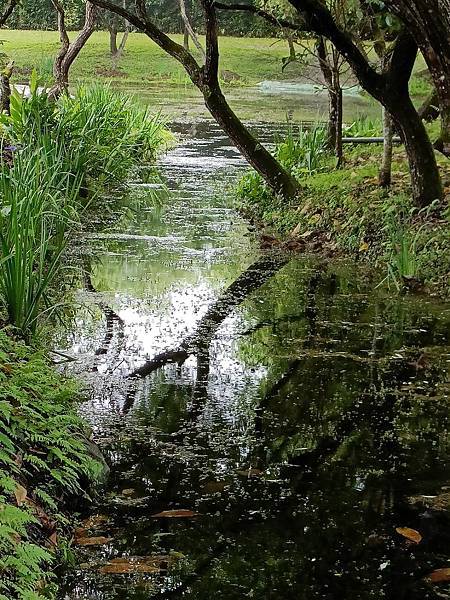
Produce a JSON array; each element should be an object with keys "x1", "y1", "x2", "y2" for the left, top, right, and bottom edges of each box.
[{"x1": 59, "y1": 121, "x2": 450, "y2": 600}]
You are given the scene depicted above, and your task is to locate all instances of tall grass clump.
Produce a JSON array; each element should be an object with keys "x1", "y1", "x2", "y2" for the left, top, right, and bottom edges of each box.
[
  {"x1": 236, "y1": 123, "x2": 326, "y2": 209},
  {"x1": 0, "y1": 142, "x2": 82, "y2": 340},
  {"x1": 56, "y1": 85, "x2": 171, "y2": 188},
  {"x1": 0, "y1": 79, "x2": 170, "y2": 338}
]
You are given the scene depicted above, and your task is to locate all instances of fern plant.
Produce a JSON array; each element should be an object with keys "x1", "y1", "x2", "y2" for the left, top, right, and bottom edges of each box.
[{"x1": 0, "y1": 330, "x2": 102, "y2": 599}]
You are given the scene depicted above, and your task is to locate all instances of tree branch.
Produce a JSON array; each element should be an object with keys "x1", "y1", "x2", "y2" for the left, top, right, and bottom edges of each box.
[
  {"x1": 287, "y1": 0, "x2": 385, "y2": 99},
  {"x1": 201, "y1": 0, "x2": 220, "y2": 87},
  {"x1": 385, "y1": 29, "x2": 418, "y2": 92},
  {"x1": 179, "y1": 0, "x2": 206, "y2": 60},
  {"x1": 51, "y1": 0, "x2": 70, "y2": 78},
  {"x1": 214, "y1": 1, "x2": 302, "y2": 30},
  {"x1": 0, "y1": 0, "x2": 18, "y2": 27}
]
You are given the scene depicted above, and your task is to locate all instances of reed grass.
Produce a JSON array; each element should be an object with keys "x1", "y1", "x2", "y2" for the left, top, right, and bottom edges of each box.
[{"x1": 0, "y1": 80, "x2": 170, "y2": 338}]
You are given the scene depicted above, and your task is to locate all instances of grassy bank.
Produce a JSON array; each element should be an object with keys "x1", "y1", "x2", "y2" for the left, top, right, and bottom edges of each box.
[
  {"x1": 0, "y1": 329, "x2": 103, "y2": 599},
  {"x1": 1, "y1": 31, "x2": 431, "y2": 121},
  {"x1": 0, "y1": 85, "x2": 170, "y2": 597},
  {"x1": 237, "y1": 127, "x2": 450, "y2": 299}
]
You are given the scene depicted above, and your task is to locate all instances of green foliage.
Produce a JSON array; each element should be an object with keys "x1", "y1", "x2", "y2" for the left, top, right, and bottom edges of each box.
[
  {"x1": 344, "y1": 115, "x2": 382, "y2": 137},
  {"x1": 0, "y1": 81, "x2": 170, "y2": 339},
  {"x1": 0, "y1": 141, "x2": 82, "y2": 341},
  {"x1": 237, "y1": 142, "x2": 450, "y2": 297},
  {"x1": 236, "y1": 124, "x2": 327, "y2": 213},
  {"x1": 275, "y1": 124, "x2": 327, "y2": 175},
  {"x1": 0, "y1": 329, "x2": 101, "y2": 599}
]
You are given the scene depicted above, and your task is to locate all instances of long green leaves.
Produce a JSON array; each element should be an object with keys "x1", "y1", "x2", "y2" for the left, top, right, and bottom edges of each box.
[
  {"x1": 0, "y1": 142, "x2": 82, "y2": 340},
  {"x1": 0, "y1": 82, "x2": 169, "y2": 339}
]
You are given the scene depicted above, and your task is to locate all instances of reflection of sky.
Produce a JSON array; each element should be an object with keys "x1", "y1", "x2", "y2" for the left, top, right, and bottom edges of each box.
[{"x1": 60, "y1": 121, "x2": 264, "y2": 429}]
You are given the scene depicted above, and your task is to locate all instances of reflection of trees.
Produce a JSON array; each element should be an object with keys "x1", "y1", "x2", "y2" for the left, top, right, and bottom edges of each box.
[
  {"x1": 129, "y1": 254, "x2": 288, "y2": 379},
  {"x1": 86, "y1": 259, "x2": 449, "y2": 600}
]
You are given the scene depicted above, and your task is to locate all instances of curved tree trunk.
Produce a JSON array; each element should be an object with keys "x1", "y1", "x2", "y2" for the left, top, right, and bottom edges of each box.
[
  {"x1": 391, "y1": 95, "x2": 442, "y2": 206},
  {"x1": 49, "y1": 1, "x2": 97, "y2": 100},
  {"x1": 382, "y1": 0, "x2": 450, "y2": 157},
  {"x1": 179, "y1": 0, "x2": 205, "y2": 60},
  {"x1": 204, "y1": 85, "x2": 299, "y2": 198},
  {"x1": 89, "y1": 0, "x2": 300, "y2": 200}
]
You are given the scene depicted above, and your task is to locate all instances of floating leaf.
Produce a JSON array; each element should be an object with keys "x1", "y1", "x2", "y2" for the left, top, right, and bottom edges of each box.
[
  {"x1": 237, "y1": 468, "x2": 262, "y2": 478},
  {"x1": 14, "y1": 484, "x2": 27, "y2": 506},
  {"x1": 426, "y1": 568, "x2": 450, "y2": 583},
  {"x1": 82, "y1": 514, "x2": 109, "y2": 529},
  {"x1": 395, "y1": 527, "x2": 422, "y2": 544},
  {"x1": 201, "y1": 481, "x2": 227, "y2": 494},
  {"x1": 151, "y1": 509, "x2": 198, "y2": 518},
  {"x1": 75, "y1": 536, "x2": 113, "y2": 546},
  {"x1": 98, "y1": 555, "x2": 171, "y2": 574}
]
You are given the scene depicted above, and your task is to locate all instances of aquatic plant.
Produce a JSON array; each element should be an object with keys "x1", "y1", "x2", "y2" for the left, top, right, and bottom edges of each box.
[
  {"x1": 344, "y1": 115, "x2": 382, "y2": 138},
  {"x1": 0, "y1": 80, "x2": 170, "y2": 338},
  {"x1": 275, "y1": 123, "x2": 327, "y2": 176}
]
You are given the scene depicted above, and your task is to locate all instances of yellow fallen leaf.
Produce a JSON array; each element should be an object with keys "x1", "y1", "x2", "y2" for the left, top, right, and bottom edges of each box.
[
  {"x1": 14, "y1": 484, "x2": 27, "y2": 506},
  {"x1": 395, "y1": 527, "x2": 422, "y2": 544},
  {"x1": 82, "y1": 514, "x2": 109, "y2": 529},
  {"x1": 359, "y1": 241, "x2": 369, "y2": 252},
  {"x1": 98, "y1": 555, "x2": 171, "y2": 574},
  {"x1": 237, "y1": 468, "x2": 263, "y2": 478},
  {"x1": 151, "y1": 509, "x2": 198, "y2": 518},
  {"x1": 75, "y1": 536, "x2": 113, "y2": 546},
  {"x1": 426, "y1": 568, "x2": 450, "y2": 583}
]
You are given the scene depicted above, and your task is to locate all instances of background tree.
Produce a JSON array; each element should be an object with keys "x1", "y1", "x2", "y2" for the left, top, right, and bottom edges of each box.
[
  {"x1": 285, "y1": 0, "x2": 443, "y2": 207},
  {"x1": 49, "y1": 0, "x2": 98, "y2": 99},
  {"x1": 101, "y1": 0, "x2": 131, "y2": 63},
  {"x1": 89, "y1": 0, "x2": 300, "y2": 199},
  {"x1": 381, "y1": 0, "x2": 450, "y2": 157}
]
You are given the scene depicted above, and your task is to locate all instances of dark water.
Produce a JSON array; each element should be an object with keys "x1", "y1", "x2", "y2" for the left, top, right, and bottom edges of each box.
[{"x1": 59, "y1": 122, "x2": 450, "y2": 599}]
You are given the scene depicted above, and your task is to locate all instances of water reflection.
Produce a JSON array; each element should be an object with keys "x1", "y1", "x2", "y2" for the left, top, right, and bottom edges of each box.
[{"x1": 59, "y1": 122, "x2": 450, "y2": 600}]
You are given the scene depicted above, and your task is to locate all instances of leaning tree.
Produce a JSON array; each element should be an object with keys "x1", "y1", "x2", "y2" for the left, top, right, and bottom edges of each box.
[
  {"x1": 381, "y1": 0, "x2": 450, "y2": 157},
  {"x1": 88, "y1": 0, "x2": 300, "y2": 199},
  {"x1": 49, "y1": 0, "x2": 98, "y2": 100},
  {"x1": 285, "y1": 0, "x2": 443, "y2": 207}
]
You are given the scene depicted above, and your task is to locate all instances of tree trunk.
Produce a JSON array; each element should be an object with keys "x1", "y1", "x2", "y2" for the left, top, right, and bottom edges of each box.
[
  {"x1": 379, "y1": 107, "x2": 393, "y2": 187},
  {"x1": 88, "y1": 0, "x2": 299, "y2": 199},
  {"x1": 204, "y1": 85, "x2": 299, "y2": 198},
  {"x1": 382, "y1": 0, "x2": 450, "y2": 157},
  {"x1": 0, "y1": 61, "x2": 14, "y2": 115},
  {"x1": 109, "y1": 27, "x2": 118, "y2": 55},
  {"x1": 49, "y1": 1, "x2": 97, "y2": 100},
  {"x1": 391, "y1": 95, "x2": 442, "y2": 206},
  {"x1": 183, "y1": 26, "x2": 189, "y2": 51},
  {"x1": 179, "y1": 0, "x2": 205, "y2": 60},
  {"x1": 287, "y1": 34, "x2": 296, "y2": 61},
  {"x1": 418, "y1": 87, "x2": 440, "y2": 122},
  {"x1": 333, "y1": 75, "x2": 343, "y2": 166}
]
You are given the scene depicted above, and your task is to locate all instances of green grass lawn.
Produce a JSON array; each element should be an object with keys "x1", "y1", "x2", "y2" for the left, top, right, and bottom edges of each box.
[
  {"x1": 5, "y1": 30, "x2": 306, "y2": 86},
  {"x1": 2, "y1": 30, "x2": 430, "y2": 121}
]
